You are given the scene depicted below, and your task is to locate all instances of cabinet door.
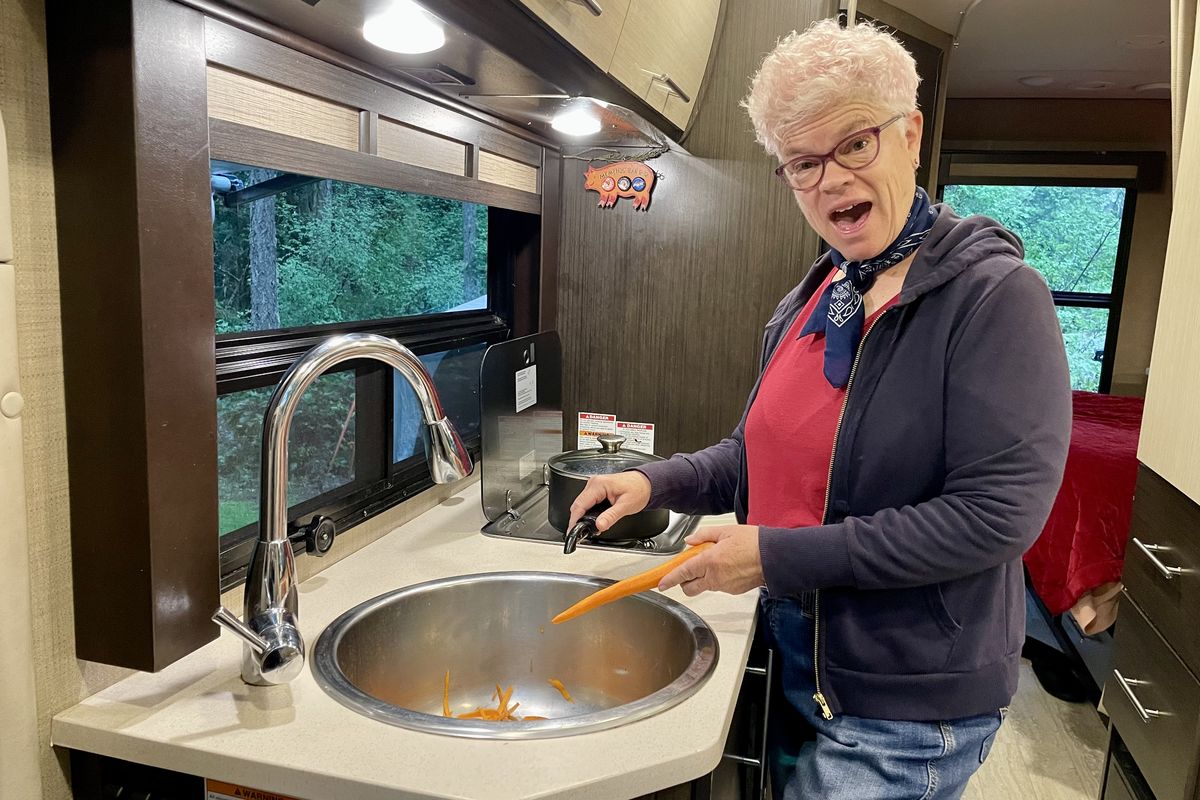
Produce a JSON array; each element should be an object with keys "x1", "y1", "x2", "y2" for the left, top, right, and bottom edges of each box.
[
  {"x1": 515, "y1": 0, "x2": 632, "y2": 72},
  {"x1": 1105, "y1": 598, "x2": 1200, "y2": 800},
  {"x1": 608, "y1": 0, "x2": 721, "y2": 129},
  {"x1": 1138, "y1": 20, "x2": 1200, "y2": 503}
]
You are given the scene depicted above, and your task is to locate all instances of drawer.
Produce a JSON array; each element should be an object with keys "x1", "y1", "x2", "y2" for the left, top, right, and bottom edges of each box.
[
  {"x1": 1102, "y1": 761, "x2": 1135, "y2": 800},
  {"x1": 1106, "y1": 597, "x2": 1200, "y2": 800},
  {"x1": 1102, "y1": 730, "x2": 1157, "y2": 800},
  {"x1": 1123, "y1": 467, "x2": 1200, "y2": 675}
]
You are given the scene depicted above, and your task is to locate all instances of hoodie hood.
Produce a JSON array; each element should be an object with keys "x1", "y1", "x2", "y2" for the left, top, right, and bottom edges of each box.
[{"x1": 898, "y1": 203, "x2": 1025, "y2": 302}]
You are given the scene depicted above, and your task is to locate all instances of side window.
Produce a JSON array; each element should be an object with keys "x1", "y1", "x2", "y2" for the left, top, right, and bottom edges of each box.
[
  {"x1": 211, "y1": 162, "x2": 509, "y2": 585},
  {"x1": 941, "y1": 183, "x2": 1133, "y2": 393}
]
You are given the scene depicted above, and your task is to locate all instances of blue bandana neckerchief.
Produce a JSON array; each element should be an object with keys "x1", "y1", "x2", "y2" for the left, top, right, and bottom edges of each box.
[{"x1": 799, "y1": 187, "x2": 938, "y2": 388}]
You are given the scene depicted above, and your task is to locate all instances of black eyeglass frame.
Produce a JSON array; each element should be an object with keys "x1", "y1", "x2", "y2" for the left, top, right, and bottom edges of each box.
[{"x1": 774, "y1": 114, "x2": 906, "y2": 191}]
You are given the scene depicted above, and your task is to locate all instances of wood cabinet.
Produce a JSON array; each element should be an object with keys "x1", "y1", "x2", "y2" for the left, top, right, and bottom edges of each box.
[
  {"x1": 608, "y1": 0, "x2": 721, "y2": 129},
  {"x1": 1137, "y1": 6, "x2": 1200, "y2": 504},
  {"x1": 1101, "y1": 467, "x2": 1200, "y2": 800},
  {"x1": 515, "y1": 0, "x2": 632, "y2": 72},
  {"x1": 516, "y1": 0, "x2": 722, "y2": 131}
]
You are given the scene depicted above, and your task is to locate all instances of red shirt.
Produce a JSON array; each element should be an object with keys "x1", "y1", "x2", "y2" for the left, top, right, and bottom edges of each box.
[{"x1": 746, "y1": 275, "x2": 896, "y2": 528}]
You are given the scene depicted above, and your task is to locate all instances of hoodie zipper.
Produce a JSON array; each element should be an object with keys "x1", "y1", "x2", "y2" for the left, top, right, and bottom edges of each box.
[{"x1": 812, "y1": 306, "x2": 894, "y2": 721}]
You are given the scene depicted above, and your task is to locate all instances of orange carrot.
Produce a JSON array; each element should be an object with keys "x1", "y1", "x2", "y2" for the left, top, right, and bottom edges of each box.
[
  {"x1": 522, "y1": 715, "x2": 547, "y2": 721},
  {"x1": 442, "y1": 670, "x2": 451, "y2": 717},
  {"x1": 548, "y1": 678, "x2": 574, "y2": 703},
  {"x1": 551, "y1": 543, "x2": 714, "y2": 624}
]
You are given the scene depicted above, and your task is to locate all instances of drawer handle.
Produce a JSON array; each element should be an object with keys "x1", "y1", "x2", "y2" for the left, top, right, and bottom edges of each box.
[
  {"x1": 567, "y1": 0, "x2": 603, "y2": 15},
  {"x1": 1132, "y1": 537, "x2": 1191, "y2": 580},
  {"x1": 1112, "y1": 669, "x2": 1170, "y2": 723},
  {"x1": 644, "y1": 71, "x2": 693, "y2": 104}
]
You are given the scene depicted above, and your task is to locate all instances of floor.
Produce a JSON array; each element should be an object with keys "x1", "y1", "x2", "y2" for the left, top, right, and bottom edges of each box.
[
  {"x1": 641, "y1": 659, "x2": 1109, "y2": 800},
  {"x1": 964, "y1": 660, "x2": 1109, "y2": 800}
]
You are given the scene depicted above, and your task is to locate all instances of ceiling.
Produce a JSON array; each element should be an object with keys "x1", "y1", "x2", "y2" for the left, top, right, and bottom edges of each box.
[
  {"x1": 885, "y1": 0, "x2": 1171, "y2": 100},
  {"x1": 216, "y1": 0, "x2": 668, "y2": 144}
]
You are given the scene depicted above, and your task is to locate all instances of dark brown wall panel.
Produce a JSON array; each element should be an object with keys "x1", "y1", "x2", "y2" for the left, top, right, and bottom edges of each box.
[
  {"x1": 48, "y1": 0, "x2": 218, "y2": 670},
  {"x1": 558, "y1": 1, "x2": 833, "y2": 456}
]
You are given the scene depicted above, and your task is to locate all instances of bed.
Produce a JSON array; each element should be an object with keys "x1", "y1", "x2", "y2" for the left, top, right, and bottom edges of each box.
[{"x1": 1023, "y1": 390, "x2": 1145, "y2": 636}]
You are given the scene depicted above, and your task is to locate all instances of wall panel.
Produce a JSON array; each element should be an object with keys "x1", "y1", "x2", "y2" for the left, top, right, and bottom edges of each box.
[{"x1": 557, "y1": 1, "x2": 833, "y2": 456}]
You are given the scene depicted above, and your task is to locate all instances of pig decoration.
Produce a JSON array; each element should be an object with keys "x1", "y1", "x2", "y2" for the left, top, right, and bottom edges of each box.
[{"x1": 583, "y1": 161, "x2": 657, "y2": 210}]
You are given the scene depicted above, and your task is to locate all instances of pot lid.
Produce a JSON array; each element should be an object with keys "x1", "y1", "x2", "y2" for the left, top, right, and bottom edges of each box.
[{"x1": 549, "y1": 435, "x2": 661, "y2": 477}]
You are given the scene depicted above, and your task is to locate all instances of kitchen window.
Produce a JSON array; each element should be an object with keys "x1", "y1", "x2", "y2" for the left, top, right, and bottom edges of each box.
[
  {"x1": 940, "y1": 177, "x2": 1137, "y2": 393},
  {"x1": 212, "y1": 163, "x2": 513, "y2": 588}
]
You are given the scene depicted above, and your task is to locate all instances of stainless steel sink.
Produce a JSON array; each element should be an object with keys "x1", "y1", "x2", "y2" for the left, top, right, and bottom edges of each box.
[{"x1": 311, "y1": 572, "x2": 719, "y2": 739}]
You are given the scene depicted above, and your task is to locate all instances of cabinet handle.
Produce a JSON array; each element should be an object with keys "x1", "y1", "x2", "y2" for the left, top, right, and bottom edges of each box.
[
  {"x1": 568, "y1": 0, "x2": 603, "y2": 15},
  {"x1": 1132, "y1": 537, "x2": 1191, "y2": 580},
  {"x1": 645, "y1": 71, "x2": 693, "y2": 104},
  {"x1": 1112, "y1": 669, "x2": 1169, "y2": 723}
]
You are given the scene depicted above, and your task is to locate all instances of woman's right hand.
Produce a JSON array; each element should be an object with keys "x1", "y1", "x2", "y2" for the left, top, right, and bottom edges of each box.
[{"x1": 567, "y1": 471, "x2": 653, "y2": 532}]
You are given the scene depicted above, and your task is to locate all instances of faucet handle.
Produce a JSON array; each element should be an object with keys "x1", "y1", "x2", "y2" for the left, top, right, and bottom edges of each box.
[
  {"x1": 213, "y1": 606, "x2": 305, "y2": 686},
  {"x1": 213, "y1": 606, "x2": 269, "y2": 654}
]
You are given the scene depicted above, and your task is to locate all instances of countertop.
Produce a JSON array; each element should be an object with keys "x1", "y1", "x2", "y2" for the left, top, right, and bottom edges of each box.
[{"x1": 52, "y1": 486, "x2": 760, "y2": 800}]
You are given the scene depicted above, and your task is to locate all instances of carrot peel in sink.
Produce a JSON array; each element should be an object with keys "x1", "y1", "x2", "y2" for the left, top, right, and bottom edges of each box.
[
  {"x1": 442, "y1": 670, "x2": 451, "y2": 717},
  {"x1": 548, "y1": 678, "x2": 574, "y2": 703},
  {"x1": 452, "y1": 683, "x2": 535, "y2": 721},
  {"x1": 551, "y1": 543, "x2": 714, "y2": 624}
]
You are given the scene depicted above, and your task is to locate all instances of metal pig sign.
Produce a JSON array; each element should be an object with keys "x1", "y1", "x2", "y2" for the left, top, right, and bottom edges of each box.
[{"x1": 584, "y1": 162, "x2": 657, "y2": 210}]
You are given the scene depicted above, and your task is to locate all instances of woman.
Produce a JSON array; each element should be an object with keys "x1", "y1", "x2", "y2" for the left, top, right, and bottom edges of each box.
[{"x1": 568, "y1": 18, "x2": 1071, "y2": 800}]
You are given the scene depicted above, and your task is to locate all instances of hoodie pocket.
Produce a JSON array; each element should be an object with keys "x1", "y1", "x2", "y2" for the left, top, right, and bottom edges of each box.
[
  {"x1": 825, "y1": 585, "x2": 964, "y2": 676},
  {"x1": 928, "y1": 582, "x2": 964, "y2": 638}
]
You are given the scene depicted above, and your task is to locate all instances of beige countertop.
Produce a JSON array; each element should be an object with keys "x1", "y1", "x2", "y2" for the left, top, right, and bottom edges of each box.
[{"x1": 52, "y1": 486, "x2": 759, "y2": 800}]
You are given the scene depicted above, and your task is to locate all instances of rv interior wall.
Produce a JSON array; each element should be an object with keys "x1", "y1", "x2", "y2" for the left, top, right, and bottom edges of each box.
[
  {"x1": 558, "y1": 1, "x2": 833, "y2": 456},
  {"x1": 0, "y1": 83, "x2": 44, "y2": 800},
  {"x1": 0, "y1": 0, "x2": 133, "y2": 798},
  {"x1": 943, "y1": 97, "x2": 1172, "y2": 396}
]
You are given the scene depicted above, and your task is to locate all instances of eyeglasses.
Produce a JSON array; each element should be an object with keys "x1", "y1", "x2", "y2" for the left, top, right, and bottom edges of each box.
[{"x1": 774, "y1": 114, "x2": 905, "y2": 191}]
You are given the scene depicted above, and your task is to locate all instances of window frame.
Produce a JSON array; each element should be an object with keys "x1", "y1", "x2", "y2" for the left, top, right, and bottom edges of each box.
[
  {"x1": 937, "y1": 153, "x2": 1147, "y2": 394},
  {"x1": 212, "y1": 164, "x2": 525, "y2": 590}
]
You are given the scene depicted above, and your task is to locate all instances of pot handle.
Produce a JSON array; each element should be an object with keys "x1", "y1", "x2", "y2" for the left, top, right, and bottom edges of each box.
[{"x1": 563, "y1": 500, "x2": 612, "y2": 554}]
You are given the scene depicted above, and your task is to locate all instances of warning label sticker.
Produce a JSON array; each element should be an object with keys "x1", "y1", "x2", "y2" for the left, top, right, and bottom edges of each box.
[
  {"x1": 206, "y1": 779, "x2": 303, "y2": 800},
  {"x1": 577, "y1": 411, "x2": 617, "y2": 449}
]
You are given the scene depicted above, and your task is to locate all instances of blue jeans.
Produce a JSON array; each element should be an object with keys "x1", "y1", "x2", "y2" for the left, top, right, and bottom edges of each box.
[{"x1": 761, "y1": 595, "x2": 1005, "y2": 800}]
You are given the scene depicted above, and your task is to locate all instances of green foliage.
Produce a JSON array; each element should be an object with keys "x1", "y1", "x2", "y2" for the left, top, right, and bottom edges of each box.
[
  {"x1": 216, "y1": 364, "x2": 357, "y2": 535},
  {"x1": 212, "y1": 169, "x2": 491, "y2": 536},
  {"x1": 213, "y1": 171, "x2": 489, "y2": 333},
  {"x1": 942, "y1": 184, "x2": 1124, "y2": 392}
]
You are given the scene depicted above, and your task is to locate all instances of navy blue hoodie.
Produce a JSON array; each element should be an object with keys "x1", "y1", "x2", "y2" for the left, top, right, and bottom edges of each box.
[{"x1": 637, "y1": 205, "x2": 1071, "y2": 721}]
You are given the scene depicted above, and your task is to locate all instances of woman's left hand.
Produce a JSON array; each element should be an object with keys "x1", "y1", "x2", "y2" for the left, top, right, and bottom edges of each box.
[{"x1": 657, "y1": 525, "x2": 764, "y2": 596}]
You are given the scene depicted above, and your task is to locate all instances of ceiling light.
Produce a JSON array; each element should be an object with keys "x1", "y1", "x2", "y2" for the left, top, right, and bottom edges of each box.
[
  {"x1": 551, "y1": 102, "x2": 602, "y2": 136},
  {"x1": 363, "y1": 1, "x2": 445, "y2": 54},
  {"x1": 1017, "y1": 75, "x2": 1055, "y2": 87},
  {"x1": 1120, "y1": 35, "x2": 1168, "y2": 50},
  {"x1": 1071, "y1": 80, "x2": 1114, "y2": 91},
  {"x1": 1133, "y1": 82, "x2": 1171, "y2": 93}
]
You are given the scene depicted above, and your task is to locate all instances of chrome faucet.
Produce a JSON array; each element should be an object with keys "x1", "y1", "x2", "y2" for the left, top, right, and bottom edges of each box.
[{"x1": 212, "y1": 333, "x2": 473, "y2": 685}]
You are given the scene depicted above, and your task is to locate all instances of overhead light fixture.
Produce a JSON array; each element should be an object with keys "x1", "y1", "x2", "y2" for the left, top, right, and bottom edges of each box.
[
  {"x1": 363, "y1": 1, "x2": 445, "y2": 54},
  {"x1": 1133, "y1": 82, "x2": 1171, "y2": 93},
  {"x1": 551, "y1": 101, "x2": 603, "y2": 137},
  {"x1": 1017, "y1": 75, "x2": 1055, "y2": 87},
  {"x1": 1071, "y1": 80, "x2": 1114, "y2": 91}
]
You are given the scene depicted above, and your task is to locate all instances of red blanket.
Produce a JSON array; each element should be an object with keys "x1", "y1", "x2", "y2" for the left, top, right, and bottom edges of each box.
[{"x1": 1023, "y1": 391, "x2": 1144, "y2": 615}]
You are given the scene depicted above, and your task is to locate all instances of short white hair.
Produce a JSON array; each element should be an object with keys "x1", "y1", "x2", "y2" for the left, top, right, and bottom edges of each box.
[{"x1": 742, "y1": 18, "x2": 921, "y2": 160}]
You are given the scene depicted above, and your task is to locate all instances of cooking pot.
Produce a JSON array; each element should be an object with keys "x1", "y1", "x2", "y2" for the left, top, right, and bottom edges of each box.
[{"x1": 547, "y1": 434, "x2": 670, "y2": 549}]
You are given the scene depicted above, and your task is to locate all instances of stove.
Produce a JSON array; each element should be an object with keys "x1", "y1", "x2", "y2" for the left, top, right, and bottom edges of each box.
[
  {"x1": 480, "y1": 484, "x2": 697, "y2": 555},
  {"x1": 478, "y1": 332, "x2": 698, "y2": 556}
]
